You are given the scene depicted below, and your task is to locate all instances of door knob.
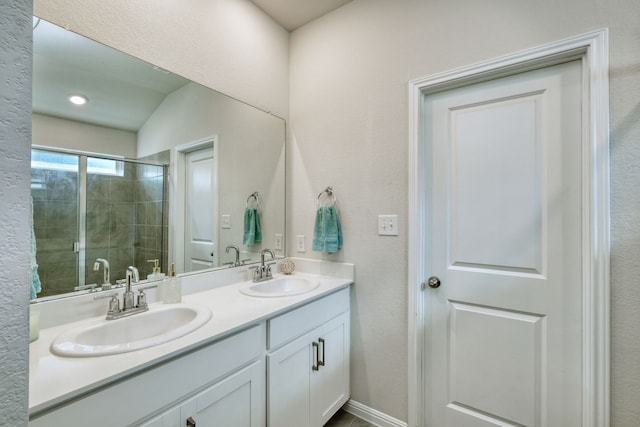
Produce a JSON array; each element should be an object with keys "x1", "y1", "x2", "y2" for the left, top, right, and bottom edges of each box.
[
  {"x1": 423, "y1": 276, "x2": 441, "y2": 289},
  {"x1": 210, "y1": 251, "x2": 214, "y2": 257}
]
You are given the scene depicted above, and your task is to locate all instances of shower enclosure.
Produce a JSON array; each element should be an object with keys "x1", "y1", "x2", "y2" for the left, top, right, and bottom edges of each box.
[{"x1": 31, "y1": 148, "x2": 168, "y2": 298}]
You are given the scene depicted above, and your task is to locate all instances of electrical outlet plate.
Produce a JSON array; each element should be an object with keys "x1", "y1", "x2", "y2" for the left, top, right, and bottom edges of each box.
[
  {"x1": 296, "y1": 235, "x2": 306, "y2": 252},
  {"x1": 274, "y1": 234, "x2": 283, "y2": 250},
  {"x1": 378, "y1": 214, "x2": 399, "y2": 236}
]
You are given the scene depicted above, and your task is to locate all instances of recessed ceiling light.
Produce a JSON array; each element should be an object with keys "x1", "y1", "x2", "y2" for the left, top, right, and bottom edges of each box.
[{"x1": 68, "y1": 94, "x2": 89, "y2": 105}]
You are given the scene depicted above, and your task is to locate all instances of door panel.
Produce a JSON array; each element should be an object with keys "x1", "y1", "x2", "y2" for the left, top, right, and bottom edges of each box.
[
  {"x1": 425, "y1": 60, "x2": 582, "y2": 426},
  {"x1": 185, "y1": 147, "x2": 216, "y2": 271},
  {"x1": 448, "y1": 303, "x2": 545, "y2": 427},
  {"x1": 450, "y1": 94, "x2": 542, "y2": 273}
]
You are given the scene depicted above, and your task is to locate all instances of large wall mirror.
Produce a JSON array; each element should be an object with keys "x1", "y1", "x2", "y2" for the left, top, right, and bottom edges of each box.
[{"x1": 31, "y1": 17, "x2": 285, "y2": 300}]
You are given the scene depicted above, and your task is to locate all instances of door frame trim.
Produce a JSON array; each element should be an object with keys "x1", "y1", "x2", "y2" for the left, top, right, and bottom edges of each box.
[
  {"x1": 407, "y1": 29, "x2": 610, "y2": 427},
  {"x1": 170, "y1": 135, "x2": 219, "y2": 273}
]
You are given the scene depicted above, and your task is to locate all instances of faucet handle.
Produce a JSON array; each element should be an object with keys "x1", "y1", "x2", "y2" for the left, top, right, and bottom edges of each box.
[
  {"x1": 94, "y1": 292, "x2": 120, "y2": 315},
  {"x1": 137, "y1": 284, "x2": 158, "y2": 308}
]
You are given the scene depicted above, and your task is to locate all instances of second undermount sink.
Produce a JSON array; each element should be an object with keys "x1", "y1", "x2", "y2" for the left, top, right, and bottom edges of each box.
[
  {"x1": 240, "y1": 276, "x2": 320, "y2": 297},
  {"x1": 51, "y1": 303, "x2": 212, "y2": 357}
]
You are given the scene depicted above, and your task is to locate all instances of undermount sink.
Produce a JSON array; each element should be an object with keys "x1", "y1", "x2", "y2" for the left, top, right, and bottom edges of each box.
[
  {"x1": 240, "y1": 276, "x2": 320, "y2": 297},
  {"x1": 51, "y1": 303, "x2": 212, "y2": 357}
]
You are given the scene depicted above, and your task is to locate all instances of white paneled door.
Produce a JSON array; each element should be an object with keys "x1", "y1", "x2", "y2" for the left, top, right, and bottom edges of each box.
[
  {"x1": 423, "y1": 60, "x2": 583, "y2": 426},
  {"x1": 184, "y1": 147, "x2": 217, "y2": 271}
]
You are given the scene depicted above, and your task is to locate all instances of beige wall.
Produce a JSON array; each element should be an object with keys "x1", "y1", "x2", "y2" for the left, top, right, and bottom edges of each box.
[
  {"x1": 289, "y1": 0, "x2": 640, "y2": 424},
  {"x1": 138, "y1": 82, "x2": 286, "y2": 262},
  {"x1": 32, "y1": 113, "x2": 137, "y2": 158}
]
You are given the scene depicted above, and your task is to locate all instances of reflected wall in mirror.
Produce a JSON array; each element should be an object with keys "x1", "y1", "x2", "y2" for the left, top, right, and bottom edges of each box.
[{"x1": 31, "y1": 17, "x2": 286, "y2": 300}]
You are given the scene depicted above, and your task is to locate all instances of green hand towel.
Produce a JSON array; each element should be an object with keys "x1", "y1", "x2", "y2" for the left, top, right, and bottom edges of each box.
[
  {"x1": 312, "y1": 206, "x2": 342, "y2": 253},
  {"x1": 243, "y1": 207, "x2": 262, "y2": 245}
]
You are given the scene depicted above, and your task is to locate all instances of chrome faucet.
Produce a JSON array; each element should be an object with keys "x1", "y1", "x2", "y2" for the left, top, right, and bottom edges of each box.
[
  {"x1": 226, "y1": 245, "x2": 241, "y2": 267},
  {"x1": 123, "y1": 268, "x2": 137, "y2": 310},
  {"x1": 93, "y1": 258, "x2": 111, "y2": 290},
  {"x1": 127, "y1": 265, "x2": 140, "y2": 283},
  {"x1": 95, "y1": 266, "x2": 155, "y2": 320},
  {"x1": 252, "y1": 249, "x2": 276, "y2": 282}
]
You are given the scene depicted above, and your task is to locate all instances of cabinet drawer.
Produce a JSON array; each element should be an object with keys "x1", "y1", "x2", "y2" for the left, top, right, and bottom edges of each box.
[{"x1": 268, "y1": 288, "x2": 349, "y2": 350}]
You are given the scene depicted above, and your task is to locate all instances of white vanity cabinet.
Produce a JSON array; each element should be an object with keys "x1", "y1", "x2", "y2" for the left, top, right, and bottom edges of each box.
[
  {"x1": 30, "y1": 325, "x2": 265, "y2": 427},
  {"x1": 29, "y1": 280, "x2": 352, "y2": 427},
  {"x1": 141, "y1": 360, "x2": 264, "y2": 427},
  {"x1": 267, "y1": 288, "x2": 350, "y2": 427}
]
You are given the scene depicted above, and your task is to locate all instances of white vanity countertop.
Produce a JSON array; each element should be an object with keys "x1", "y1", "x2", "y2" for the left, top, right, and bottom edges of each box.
[{"x1": 29, "y1": 271, "x2": 352, "y2": 416}]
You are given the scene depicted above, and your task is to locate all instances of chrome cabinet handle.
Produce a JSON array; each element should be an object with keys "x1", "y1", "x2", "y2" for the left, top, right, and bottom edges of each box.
[
  {"x1": 186, "y1": 416, "x2": 196, "y2": 427},
  {"x1": 312, "y1": 341, "x2": 319, "y2": 371},
  {"x1": 318, "y1": 338, "x2": 325, "y2": 367}
]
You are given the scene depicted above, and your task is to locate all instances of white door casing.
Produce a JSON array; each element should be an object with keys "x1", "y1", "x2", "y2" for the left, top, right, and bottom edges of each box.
[
  {"x1": 408, "y1": 30, "x2": 610, "y2": 427},
  {"x1": 171, "y1": 136, "x2": 219, "y2": 274}
]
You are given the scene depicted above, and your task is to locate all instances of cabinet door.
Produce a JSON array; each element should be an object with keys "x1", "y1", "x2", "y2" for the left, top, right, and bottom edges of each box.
[
  {"x1": 181, "y1": 360, "x2": 265, "y2": 427},
  {"x1": 267, "y1": 329, "x2": 316, "y2": 427},
  {"x1": 268, "y1": 312, "x2": 350, "y2": 427},
  {"x1": 313, "y1": 312, "x2": 350, "y2": 426}
]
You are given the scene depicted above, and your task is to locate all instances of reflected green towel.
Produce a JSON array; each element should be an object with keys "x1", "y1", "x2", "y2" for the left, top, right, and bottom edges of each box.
[
  {"x1": 30, "y1": 197, "x2": 41, "y2": 299},
  {"x1": 243, "y1": 208, "x2": 262, "y2": 245},
  {"x1": 312, "y1": 206, "x2": 342, "y2": 253}
]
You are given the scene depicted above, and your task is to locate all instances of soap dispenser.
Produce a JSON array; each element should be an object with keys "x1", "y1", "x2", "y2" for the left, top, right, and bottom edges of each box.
[
  {"x1": 146, "y1": 259, "x2": 166, "y2": 281},
  {"x1": 163, "y1": 262, "x2": 182, "y2": 304}
]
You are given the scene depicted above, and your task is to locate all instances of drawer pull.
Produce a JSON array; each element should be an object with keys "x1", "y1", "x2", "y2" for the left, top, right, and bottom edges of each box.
[
  {"x1": 318, "y1": 338, "x2": 325, "y2": 367},
  {"x1": 186, "y1": 416, "x2": 196, "y2": 427},
  {"x1": 312, "y1": 341, "x2": 320, "y2": 371}
]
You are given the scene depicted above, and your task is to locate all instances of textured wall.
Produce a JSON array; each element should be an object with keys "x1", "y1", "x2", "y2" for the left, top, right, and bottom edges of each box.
[
  {"x1": 34, "y1": 0, "x2": 290, "y2": 120},
  {"x1": 289, "y1": 0, "x2": 640, "y2": 423},
  {"x1": 0, "y1": 0, "x2": 32, "y2": 425}
]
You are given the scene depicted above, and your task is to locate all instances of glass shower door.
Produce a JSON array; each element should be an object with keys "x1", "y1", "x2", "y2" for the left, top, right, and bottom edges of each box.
[
  {"x1": 31, "y1": 149, "x2": 80, "y2": 298},
  {"x1": 31, "y1": 148, "x2": 168, "y2": 298}
]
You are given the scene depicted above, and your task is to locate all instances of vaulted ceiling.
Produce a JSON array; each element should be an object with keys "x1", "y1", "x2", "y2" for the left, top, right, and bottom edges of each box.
[{"x1": 250, "y1": 0, "x2": 353, "y2": 31}]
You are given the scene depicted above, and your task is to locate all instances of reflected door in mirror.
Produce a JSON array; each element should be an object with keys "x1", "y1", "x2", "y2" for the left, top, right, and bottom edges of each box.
[{"x1": 184, "y1": 147, "x2": 217, "y2": 271}]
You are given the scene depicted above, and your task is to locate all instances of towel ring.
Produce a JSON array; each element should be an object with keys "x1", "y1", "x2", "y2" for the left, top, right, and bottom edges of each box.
[
  {"x1": 246, "y1": 192, "x2": 260, "y2": 209},
  {"x1": 317, "y1": 186, "x2": 337, "y2": 207}
]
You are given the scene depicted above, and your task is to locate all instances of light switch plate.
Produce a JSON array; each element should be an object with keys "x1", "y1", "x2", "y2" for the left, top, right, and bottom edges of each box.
[
  {"x1": 296, "y1": 235, "x2": 306, "y2": 252},
  {"x1": 378, "y1": 214, "x2": 399, "y2": 236},
  {"x1": 221, "y1": 214, "x2": 231, "y2": 229}
]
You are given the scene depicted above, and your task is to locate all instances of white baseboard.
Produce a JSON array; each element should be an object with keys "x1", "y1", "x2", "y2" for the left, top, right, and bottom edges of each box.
[{"x1": 342, "y1": 399, "x2": 407, "y2": 427}]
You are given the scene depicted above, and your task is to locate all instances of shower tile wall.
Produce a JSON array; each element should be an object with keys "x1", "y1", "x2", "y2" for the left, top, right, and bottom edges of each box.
[
  {"x1": 85, "y1": 162, "x2": 136, "y2": 286},
  {"x1": 85, "y1": 162, "x2": 167, "y2": 285},
  {"x1": 31, "y1": 169, "x2": 79, "y2": 298},
  {"x1": 136, "y1": 150, "x2": 169, "y2": 279},
  {"x1": 133, "y1": 163, "x2": 168, "y2": 279}
]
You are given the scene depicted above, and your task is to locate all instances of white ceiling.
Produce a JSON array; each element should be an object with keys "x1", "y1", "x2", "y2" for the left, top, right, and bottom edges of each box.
[{"x1": 251, "y1": 0, "x2": 353, "y2": 31}]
